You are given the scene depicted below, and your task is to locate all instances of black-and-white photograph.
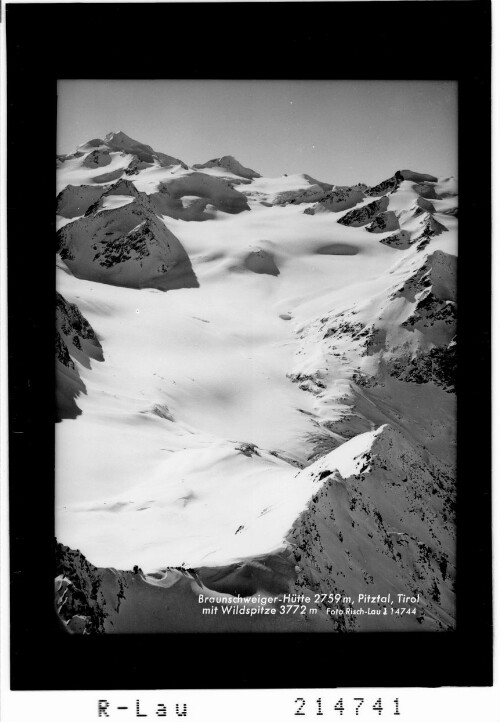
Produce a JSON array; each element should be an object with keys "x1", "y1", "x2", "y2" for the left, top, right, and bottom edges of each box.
[
  {"x1": 4, "y1": 1, "x2": 493, "y2": 707},
  {"x1": 54, "y1": 79, "x2": 458, "y2": 634}
]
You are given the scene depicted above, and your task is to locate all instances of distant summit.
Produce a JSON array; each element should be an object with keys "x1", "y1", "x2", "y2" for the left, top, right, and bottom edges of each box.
[
  {"x1": 193, "y1": 155, "x2": 261, "y2": 180},
  {"x1": 103, "y1": 131, "x2": 154, "y2": 156},
  {"x1": 76, "y1": 131, "x2": 189, "y2": 170},
  {"x1": 396, "y1": 169, "x2": 438, "y2": 183}
]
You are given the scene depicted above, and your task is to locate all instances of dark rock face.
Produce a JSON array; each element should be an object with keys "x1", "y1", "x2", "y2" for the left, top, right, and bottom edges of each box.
[
  {"x1": 243, "y1": 249, "x2": 280, "y2": 276},
  {"x1": 413, "y1": 182, "x2": 438, "y2": 199},
  {"x1": 274, "y1": 184, "x2": 327, "y2": 206},
  {"x1": 123, "y1": 158, "x2": 154, "y2": 176},
  {"x1": 102, "y1": 178, "x2": 142, "y2": 199},
  {"x1": 365, "y1": 174, "x2": 401, "y2": 197},
  {"x1": 366, "y1": 210, "x2": 399, "y2": 233},
  {"x1": 149, "y1": 172, "x2": 250, "y2": 220},
  {"x1": 286, "y1": 425, "x2": 456, "y2": 631},
  {"x1": 365, "y1": 170, "x2": 437, "y2": 198},
  {"x1": 83, "y1": 179, "x2": 144, "y2": 217},
  {"x1": 57, "y1": 179, "x2": 144, "y2": 219},
  {"x1": 388, "y1": 339, "x2": 457, "y2": 391},
  {"x1": 57, "y1": 199, "x2": 199, "y2": 291},
  {"x1": 302, "y1": 174, "x2": 334, "y2": 192},
  {"x1": 56, "y1": 293, "x2": 103, "y2": 354},
  {"x1": 401, "y1": 291, "x2": 456, "y2": 335},
  {"x1": 56, "y1": 185, "x2": 105, "y2": 219},
  {"x1": 57, "y1": 151, "x2": 84, "y2": 165},
  {"x1": 56, "y1": 293, "x2": 104, "y2": 421},
  {"x1": 380, "y1": 214, "x2": 448, "y2": 251},
  {"x1": 413, "y1": 215, "x2": 448, "y2": 250},
  {"x1": 305, "y1": 186, "x2": 365, "y2": 215},
  {"x1": 82, "y1": 149, "x2": 112, "y2": 168},
  {"x1": 337, "y1": 196, "x2": 389, "y2": 227},
  {"x1": 292, "y1": 250, "x2": 457, "y2": 435},
  {"x1": 94, "y1": 222, "x2": 150, "y2": 266},
  {"x1": 103, "y1": 131, "x2": 188, "y2": 169},
  {"x1": 394, "y1": 250, "x2": 456, "y2": 303},
  {"x1": 193, "y1": 155, "x2": 261, "y2": 180},
  {"x1": 399, "y1": 169, "x2": 438, "y2": 183},
  {"x1": 56, "y1": 329, "x2": 74, "y2": 370},
  {"x1": 380, "y1": 230, "x2": 412, "y2": 249},
  {"x1": 55, "y1": 542, "x2": 110, "y2": 633},
  {"x1": 54, "y1": 541, "x2": 332, "y2": 633},
  {"x1": 415, "y1": 196, "x2": 436, "y2": 213}
]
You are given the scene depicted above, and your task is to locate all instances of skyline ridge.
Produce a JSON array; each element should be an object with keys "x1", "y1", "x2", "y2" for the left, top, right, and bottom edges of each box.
[{"x1": 58, "y1": 80, "x2": 457, "y2": 186}]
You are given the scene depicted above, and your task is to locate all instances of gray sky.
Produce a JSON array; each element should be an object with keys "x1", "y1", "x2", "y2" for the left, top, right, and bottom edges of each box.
[{"x1": 58, "y1": 80, "x2": 457, "y2": 185}]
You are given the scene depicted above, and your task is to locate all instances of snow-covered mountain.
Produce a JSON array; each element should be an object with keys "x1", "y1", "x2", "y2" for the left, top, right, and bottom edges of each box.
[{"x1": 55, "y1": 132, "x2": 458, "y2": 633}]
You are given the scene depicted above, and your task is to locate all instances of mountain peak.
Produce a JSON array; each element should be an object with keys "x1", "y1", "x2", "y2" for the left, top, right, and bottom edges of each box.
[
  {"x1": 396, "y1": 169, "x2": 438, "y2": 183},
  {"x1": 193, "y1": 155, "x2": 260, "y2": 180},
  {"x1": 104, "y1": 131, "x2": 153, "y2": 152},
  {"x1": 98, "y1": 132, "x2": 188, "y2": 169},
  {"x1": 105, "y1": 130, "x2": 136, "y2": 143}
]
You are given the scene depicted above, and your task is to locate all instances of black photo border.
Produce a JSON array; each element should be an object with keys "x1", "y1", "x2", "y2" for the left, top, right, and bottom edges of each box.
[{"x1": 6, "y1": 1, "x2": 492, "y2": 691}]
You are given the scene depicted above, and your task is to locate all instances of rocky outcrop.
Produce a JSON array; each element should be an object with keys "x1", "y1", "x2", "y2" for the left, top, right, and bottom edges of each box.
[
  {"x1": 57, "y1": 199, "x2": 199, "y2": 290},
  {"x1": 103, "y1": 131, "x2": 188, "y2": 169},
  {"x1": 193, "y1": 155, "x2": 261, "y2": 180},
  {"x1": 274, "y1": 183, "x2": 329, "y2": 206},
  {"x1": 379, "y1": 230, "x2": 412, "y2": 249},
  {"x1": 304, "y1": 186, "x2": 365, "y2": 215},
  {"x1": 365, "y1": 170, "x2": 437, "y2": 198},
  {"x1": 82, "y1": 149, "x2": 112, "y2": 168},
  {"x1": 337, "y1": 196, "x2": 389, "y2": 227},
  {"x1": 286, "y1": 425, "x2": 456, "y2": 630},
  {"x1": 56, "y1": 150, "x2": 84, "y2": 165},
  {"x1": 56, "y1": 292, "x2": 104, "y2": 421},
  {"x1": 57, "y1": 179, "x2": 145, "y2": 219},
  {"x1": 401, "y1": 291, "x2": 456, "y2": 336},
  {"x1": 242, "y1": 249, "x2": 280, "y2": 276},
  {"x1": 54, "y1": 420, "x2": 456, "y2": 633},
  {"x1": 287, "y1": 249, "x2": 458, "y2": 466},
  {"x1": 56, "y1": 293, "x2": 103, "y2": 357},
  {"x1": 83, "y1": 178, "x2": 145, "y2": 216},
  {"x1": 393, "y1": 250, "x2": 457, "y2": 303},
  {"x1": 55, "y1": 542, "x2": 111, "y2": 633},
  {"x1": 365, "y1": 174, "x2": 401, "y2": 197},
  {"x1": 123, "y1": 158, "x2": 155, "y2": 176},
  {"x1": 366, "y1": 210, "x2": 400, "y2": 233},
  {"x1": 388, "y1": 338, "x2": 457, "y2": 391},
  {"x1": 56, "y1": 184, "x2": 106, "y2": 219},
  {"x1": 302, "y1": 174, "x2": 334, "y2": 192},
  {"x1": 413, "y1": 182, "x2": 438, "y2": 199},
  {"x1": 381, "y1": 212, "x2": 448, "y2": 251},
  {"x1": 414, "y1": 196, "x2": 436, "y2": 213},
  {"x1": 54, "y1": 541, "x2": 332, "y2": 633},
  {"x1": 399, "y1": 169, "x2": 438, "y2": 183},
  {"x1": 412, "y1": 215, "x2": 449, "y2": 250}
]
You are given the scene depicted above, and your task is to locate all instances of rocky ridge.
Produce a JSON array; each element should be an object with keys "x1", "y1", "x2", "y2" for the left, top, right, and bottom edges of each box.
[
  {"x1": 56, "y1": 292, "x2": 104, "y2": 420},
  {"x1": 57, "y1": 196, "x2": 199, "y2": 290}
]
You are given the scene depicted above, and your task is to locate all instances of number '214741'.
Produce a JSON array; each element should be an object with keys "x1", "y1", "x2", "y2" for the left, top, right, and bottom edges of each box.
[{"x1": 294, "y1": 697, "x2": 401, "y2": 716}]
